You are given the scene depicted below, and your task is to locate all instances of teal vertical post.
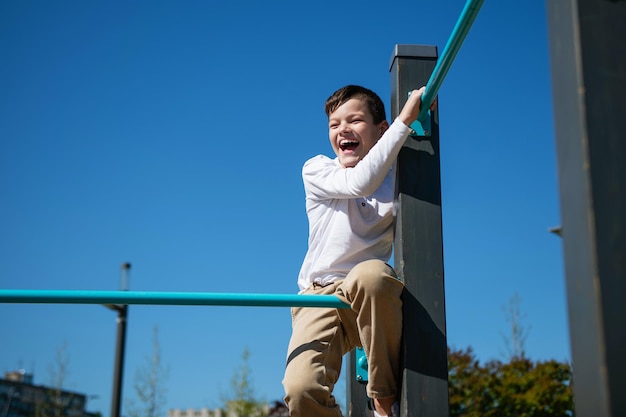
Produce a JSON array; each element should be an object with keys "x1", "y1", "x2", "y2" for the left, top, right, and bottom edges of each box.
[{"x1": 390, "y1": 44, "x2": 449, "y2": 417}]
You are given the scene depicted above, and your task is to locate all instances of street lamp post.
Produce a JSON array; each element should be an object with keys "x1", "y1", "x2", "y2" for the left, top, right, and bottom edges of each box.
[{"x1": 104, "y1": 263, "x2": 130, "y2": 417}]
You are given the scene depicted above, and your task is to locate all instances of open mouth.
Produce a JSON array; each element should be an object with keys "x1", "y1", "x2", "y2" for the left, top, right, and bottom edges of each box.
[{"x1": 339, "y1": 140, "x2": 359, "y2": 151}]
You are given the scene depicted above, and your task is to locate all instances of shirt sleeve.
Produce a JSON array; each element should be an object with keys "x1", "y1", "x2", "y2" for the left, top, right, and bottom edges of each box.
[{"x1": 303, "y1": 118, "x2": 411, "y2": 200}]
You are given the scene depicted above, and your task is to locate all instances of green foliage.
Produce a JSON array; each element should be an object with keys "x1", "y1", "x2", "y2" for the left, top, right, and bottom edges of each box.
[
  {"x1": 448, "y1": 347, "x2": 574, "y2": 417},
  {"x1": 35, "y1": 341, "x2": 82, "y2": 417},
  {"x1": 126, "y1": 325, "x2": 170, "y2": 417},
  {"x1": 222, "y1": 347, "x2": 266, "y2": 417}
]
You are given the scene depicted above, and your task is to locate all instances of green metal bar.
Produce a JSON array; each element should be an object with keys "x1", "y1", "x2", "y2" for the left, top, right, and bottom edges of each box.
[
  {"x1": 0, "y1": 289, "x2": 349, "y2": 308},
  {"x1": 418, "y1": 0, "x2": 485, "y2": 122}
]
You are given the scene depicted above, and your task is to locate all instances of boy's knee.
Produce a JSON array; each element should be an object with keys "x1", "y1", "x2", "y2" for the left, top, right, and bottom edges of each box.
[
  {"x1": 283, "y1": 364, "x2": 318, "y2": 402},
  {"x1": 351, "y1": 259, "x2": 395, "y2": 278},
  {"x1": 349, "y1": 260, "x2": 400, "y2": 294},
  {"x1": 282, "y1": 377, "x2": 305, "y2": 408},
  {"x1": 283, "y1": 377, "x2": 335, "y2": 414}
]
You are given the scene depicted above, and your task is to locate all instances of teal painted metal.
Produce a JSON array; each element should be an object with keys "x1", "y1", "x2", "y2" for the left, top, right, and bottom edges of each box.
[
  {"x1": 417, "y1": 0, "x2": 485, "y2": 123},
  {"x1": 0, "y1": 289, "x2": 349, "y2": 308},
  {"x1": 355, "y1": 347, "x2": 368, "y2": 382}
]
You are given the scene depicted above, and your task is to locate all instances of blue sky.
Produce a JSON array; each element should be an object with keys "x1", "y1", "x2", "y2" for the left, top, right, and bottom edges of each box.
[{"x1": 0, "y1": 0, "x2": 568, "y2": 415}]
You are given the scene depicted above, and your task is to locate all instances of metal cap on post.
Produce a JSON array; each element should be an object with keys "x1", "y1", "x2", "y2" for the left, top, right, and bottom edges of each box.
[{"x1": 390, "y1": 44, "x2": 449, "y2": 417}]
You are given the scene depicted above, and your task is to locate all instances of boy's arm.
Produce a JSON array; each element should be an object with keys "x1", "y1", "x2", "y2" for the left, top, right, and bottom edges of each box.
[
  {"x1": 304, "y1": 87, "x2": 429, "y2": 200},
  {"x1": 303, "y1": 119, "x2": 410, "y2": 199}
]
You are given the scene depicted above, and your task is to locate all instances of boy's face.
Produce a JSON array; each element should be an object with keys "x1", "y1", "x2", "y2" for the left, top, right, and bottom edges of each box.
[{"x1": 328, "y1": 98, "x2": 389, "y2": 168}]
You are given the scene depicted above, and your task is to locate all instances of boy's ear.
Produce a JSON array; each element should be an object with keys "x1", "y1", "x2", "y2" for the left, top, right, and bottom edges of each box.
[{"x1": 378, "y1": 120, "x2": 390, "y2": 137}]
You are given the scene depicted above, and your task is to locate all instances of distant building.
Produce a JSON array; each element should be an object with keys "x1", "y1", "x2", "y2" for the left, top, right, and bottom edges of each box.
[
  {"x1": 168, "y1": 409, "x2": 230, "y2": 417},
  {"x1": 168, "y1": 401, "x2": 289, "y2": 417},
  {"x1": 0, "y1": 370, "x2": 99, "y2": 417},
  {"x1": 4, "y1": 371, "x2": 33, "y2": 385}
]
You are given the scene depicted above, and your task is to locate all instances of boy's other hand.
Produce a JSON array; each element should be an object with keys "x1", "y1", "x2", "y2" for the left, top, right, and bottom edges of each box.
[{"x1": 398, "y1": 86, "x2": 436, "y2": 128}]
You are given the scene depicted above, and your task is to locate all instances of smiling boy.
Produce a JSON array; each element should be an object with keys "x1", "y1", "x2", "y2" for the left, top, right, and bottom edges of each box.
[{"x1": 282, "y1": 85, "x2": 428, "y2": 417}]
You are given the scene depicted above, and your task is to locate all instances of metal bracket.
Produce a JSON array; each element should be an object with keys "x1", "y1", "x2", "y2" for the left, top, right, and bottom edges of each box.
[
  {"x1": 355, "y1": 347, "x2": 368, "y2": 383},
  {"x1": 408, "y1": 91, "x2": 431, "y2": 137},
  {"x1": 409, "y1": 112, "x2": 431, "y2": 137}
]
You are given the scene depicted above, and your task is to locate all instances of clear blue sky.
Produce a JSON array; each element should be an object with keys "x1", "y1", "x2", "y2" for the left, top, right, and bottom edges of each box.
[{"x1": 0, "y1": 0, "x2": 568, "y2": 415}]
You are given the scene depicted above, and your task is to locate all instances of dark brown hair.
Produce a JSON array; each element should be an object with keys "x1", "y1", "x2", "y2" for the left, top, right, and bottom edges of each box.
[{"x1": 324, "y1": 85, "x2": 387, "y2": 124}]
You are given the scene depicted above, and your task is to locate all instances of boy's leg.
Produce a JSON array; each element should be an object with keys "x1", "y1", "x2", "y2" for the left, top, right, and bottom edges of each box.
[
  {"x1": 283, "y1": 283, "x2": 347, "y2": 417},
  {"x1": 334, "y1": 260, "x2": 404, "y2": 411}
]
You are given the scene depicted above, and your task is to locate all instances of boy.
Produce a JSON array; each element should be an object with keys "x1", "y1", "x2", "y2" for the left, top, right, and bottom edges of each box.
[{"x1": 282, "y1": 85, "x2": 429, "y2": 417}]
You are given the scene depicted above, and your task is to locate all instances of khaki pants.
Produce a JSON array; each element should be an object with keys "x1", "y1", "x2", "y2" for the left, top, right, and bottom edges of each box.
[{"x1": 282, "y1": 260, "x2": 404, "y2": 417}]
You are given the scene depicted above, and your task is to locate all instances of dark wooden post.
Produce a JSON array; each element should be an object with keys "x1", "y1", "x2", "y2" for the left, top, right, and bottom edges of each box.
[
  {"x1": 390, "y1": 44, "x2": 449, "y2": 417},
  {"x1": 546, "y1": 1, "x2": 626, "y2": 415},
  {"x1": 347, "y1": 44, "x2": 449, "y2": 417},
  {"x1": 347, "y1": 350, "x2": 369, "y2": 416}
]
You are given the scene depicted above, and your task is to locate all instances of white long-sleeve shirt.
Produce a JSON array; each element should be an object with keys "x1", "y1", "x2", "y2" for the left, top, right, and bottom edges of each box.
[{"x1": 297, "y1": 118, "x2": 411, "y2": 291}]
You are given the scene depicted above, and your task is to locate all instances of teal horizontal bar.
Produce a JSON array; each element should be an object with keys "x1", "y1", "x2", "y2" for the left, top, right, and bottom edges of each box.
[
  {"x1": 418, "y1": 0, "x2": 485, "y2": 121},
  {"x1": 0, "y1": 289, "x2": 349, "y2": 308}
]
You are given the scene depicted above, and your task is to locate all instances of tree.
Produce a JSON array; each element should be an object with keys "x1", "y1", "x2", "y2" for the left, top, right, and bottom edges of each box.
[
  {"x1": 447, "y1": 292, "x2": 573, "y2": 416},
  {"x1": 448, "y1": 347, "x2": 574, "y2": 416},
  {"x1": 47, "y1": 341, "x2": 71, "y2": 390},
  {"x1": 35, "y1": 341, "x2": 83, "y2": 417},
  {"x1": 485, "y1": 357, "x2": 574, "y2": 416},
  {"x1": 43, "y1": 342, "x2": 70, "y2": 417},
  {"x1": 447, "y1": 347, "x2": 491, "y2": 415},
  {"x1": 500, "y1": 292, "x2": 531, "y2": 360},
  {"x1": 126, "y1": 325, "x2": 170, "y2": 417},
  {"x1": 221, "y1": 347, "x2": 266, "y2": 417}
]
